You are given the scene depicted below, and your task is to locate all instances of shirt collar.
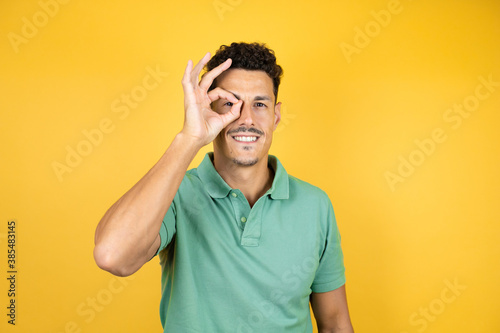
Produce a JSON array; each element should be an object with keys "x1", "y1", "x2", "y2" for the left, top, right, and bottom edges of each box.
[{"x1": 197, "y1": 152, "x2": 289, "y2": 200}]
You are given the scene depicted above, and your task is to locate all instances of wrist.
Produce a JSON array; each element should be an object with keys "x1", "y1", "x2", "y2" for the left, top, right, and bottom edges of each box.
[{"x1": 174, "y1": 132, "x2": 205, "y2": 153}]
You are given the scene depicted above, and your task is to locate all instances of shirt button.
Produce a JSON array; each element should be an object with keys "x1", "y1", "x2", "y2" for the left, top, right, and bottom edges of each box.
[
  {"x1": 231, "y1": 192, "x2": 237, "y2": 197},
  {"x1": 240, "y1": 217, "x2": 247, "y2": 223}
]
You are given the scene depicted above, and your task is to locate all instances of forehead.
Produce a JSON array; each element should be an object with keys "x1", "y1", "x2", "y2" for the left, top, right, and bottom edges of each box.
[{"x1": 215, "y1": 69, "x2": 274, "y2": 98}]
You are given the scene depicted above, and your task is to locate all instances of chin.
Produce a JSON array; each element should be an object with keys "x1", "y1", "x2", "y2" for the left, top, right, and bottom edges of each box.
[{"x1": 231, "y1": 157, "x2": 258, "y2": 166}]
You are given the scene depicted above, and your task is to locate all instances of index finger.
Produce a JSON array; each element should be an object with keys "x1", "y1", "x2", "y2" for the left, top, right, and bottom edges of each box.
[
  {"x1": 199, "y1": 58, "x2": 232, "y2": 91},
  {"x1": 190, "y1": 52, "x2": 211, "y2": 84}
]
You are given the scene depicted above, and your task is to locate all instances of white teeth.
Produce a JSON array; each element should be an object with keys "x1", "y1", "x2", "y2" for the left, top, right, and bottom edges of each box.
[{"x1": 234, "y1": 136, "x2": 257, "y2": 142}]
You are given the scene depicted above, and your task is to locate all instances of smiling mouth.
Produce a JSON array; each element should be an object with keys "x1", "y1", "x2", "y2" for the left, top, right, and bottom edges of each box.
[{"x1": 232, "y1": 135, "x2": 258, "y2": 143}]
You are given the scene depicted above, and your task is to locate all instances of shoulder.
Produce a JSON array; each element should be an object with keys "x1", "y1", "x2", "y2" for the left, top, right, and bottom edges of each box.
[
  {"x1": 185, "y1": 167, "x2": 200, "y2": 180},
  {"x1": 172, "y1": 167, "x2": 203, "y2": 196},
  {"x1": 287, "y1": 174, "x2": 332, "y2": 206}
]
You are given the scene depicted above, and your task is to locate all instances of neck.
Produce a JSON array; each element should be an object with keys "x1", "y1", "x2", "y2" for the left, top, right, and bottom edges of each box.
[{"x1": 212, "y1": 153, "x2": 274, "y2": 207}]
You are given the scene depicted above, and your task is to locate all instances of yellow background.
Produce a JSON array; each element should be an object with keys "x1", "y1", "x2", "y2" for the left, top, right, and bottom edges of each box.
[{"x1": 1, "y1": 0, "x2": 499, "y2": 332}]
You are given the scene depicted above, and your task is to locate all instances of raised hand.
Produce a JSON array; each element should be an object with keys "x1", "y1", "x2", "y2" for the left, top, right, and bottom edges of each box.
[{"x1": 180, "y1": 52, "x2": 243, "y2": 147}]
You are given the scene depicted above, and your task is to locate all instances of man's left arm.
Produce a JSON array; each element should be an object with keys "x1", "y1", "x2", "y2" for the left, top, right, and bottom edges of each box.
[{"x1": 310, "y1": 284, "x2": 354, "y2": 333}]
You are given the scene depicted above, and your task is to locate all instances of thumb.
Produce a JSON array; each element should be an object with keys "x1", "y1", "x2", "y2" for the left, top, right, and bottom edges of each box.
[{"x1": 219, "y1": 100, "x2": 242, "y2": 128}]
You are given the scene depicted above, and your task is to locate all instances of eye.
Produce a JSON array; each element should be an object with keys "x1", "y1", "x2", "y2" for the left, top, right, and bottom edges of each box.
[
  {"x1": 255, "y1": 102, "x2": 267, "y2": 108},
  {"x1": 224, "y1": 101, "x2": 234, "y2": 107}
]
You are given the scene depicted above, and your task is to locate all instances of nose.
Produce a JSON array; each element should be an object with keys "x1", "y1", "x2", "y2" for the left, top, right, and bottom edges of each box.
[{"x1": 238, "y1": 101, "x2": 255, "y2": 127}]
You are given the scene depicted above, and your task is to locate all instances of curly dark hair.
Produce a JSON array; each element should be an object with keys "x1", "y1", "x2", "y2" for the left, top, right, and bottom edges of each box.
[{"x1": 204, "y1": 42, "x2": 283, "y2": 101}]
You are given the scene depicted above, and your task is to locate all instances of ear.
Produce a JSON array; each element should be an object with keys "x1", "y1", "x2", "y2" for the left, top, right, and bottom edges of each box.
[{"x1": 273, "y1": 102, "x2": 282, "y2": 131}]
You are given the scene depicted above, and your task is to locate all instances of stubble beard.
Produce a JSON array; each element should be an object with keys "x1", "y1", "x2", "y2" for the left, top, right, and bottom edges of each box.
[
  {"x1": 232, "y1": 156, "x2": 258, "y2": 166},
  {"x1": 231, "y1": 143, "x2": 260, "y2": 166},
  {"x1": 219, "y1": 128, "x2": 263, "y2": 167},
  {"x1": 214, "y1": 140, "x2": 259, "y2": 167}
]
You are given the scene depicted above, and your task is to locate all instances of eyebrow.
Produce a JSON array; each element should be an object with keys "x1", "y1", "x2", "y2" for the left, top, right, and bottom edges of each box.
[{"x1": 229, "y1": 91, "x2": 272, "y2": 102}]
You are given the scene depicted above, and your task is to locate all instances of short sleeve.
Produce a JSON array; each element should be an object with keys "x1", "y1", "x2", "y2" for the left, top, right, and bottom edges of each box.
[
  {"x1": 311, "y1": 200, "x2": 346, "y2": 293},
  {"x1": 154, "y1": 199, "x2": 177, "y2": 256}
]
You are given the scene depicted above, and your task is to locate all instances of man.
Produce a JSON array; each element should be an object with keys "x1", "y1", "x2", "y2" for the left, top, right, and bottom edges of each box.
[{"x1": 94, "y1": 42, "x2": 354, "y2": 332}]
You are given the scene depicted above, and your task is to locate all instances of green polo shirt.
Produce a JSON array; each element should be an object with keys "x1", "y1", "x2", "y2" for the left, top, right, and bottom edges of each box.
[{"x1": 156, "y1": 153, "x2": 345, "y2": 332}]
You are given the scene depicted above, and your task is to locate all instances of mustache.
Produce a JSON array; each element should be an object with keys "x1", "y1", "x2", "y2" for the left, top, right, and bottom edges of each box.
[{"x1": 227, "y1": 127, "x2": 264, "y2": 136}]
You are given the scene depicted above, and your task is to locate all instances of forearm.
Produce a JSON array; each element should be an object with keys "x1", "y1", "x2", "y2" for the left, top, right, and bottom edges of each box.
[
  {"x1": 317, "y1": 320, "x2": 354, "y2": 333},
  {"x1": 318, "y1": 325, "x2": 354, "y2": 333},
  {"x1": 94, "y1": 132, "x2": 201, "y2": 276},
  {"x1": 311, "y1": 286, "x2": 354, "y2": 333}
]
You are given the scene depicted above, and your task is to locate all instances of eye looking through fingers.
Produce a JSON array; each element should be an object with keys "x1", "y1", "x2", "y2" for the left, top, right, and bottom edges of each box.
[{"x1": 207, "y1": 87, "x2": 239, "y2": 104}]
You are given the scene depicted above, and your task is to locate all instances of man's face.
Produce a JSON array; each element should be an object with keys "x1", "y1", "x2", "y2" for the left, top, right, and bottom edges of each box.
[{"x1": 212, "y1": 68, "x2": 281, "y2": 167}]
